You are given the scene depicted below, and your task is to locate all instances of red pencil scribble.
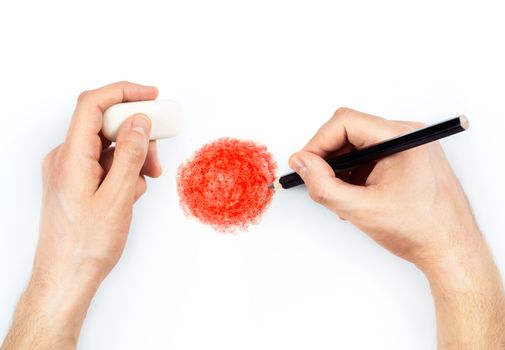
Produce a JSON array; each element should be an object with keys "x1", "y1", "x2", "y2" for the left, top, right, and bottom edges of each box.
[{"x1": 177, "y1": 138, "x2": 277, "y2": 233}]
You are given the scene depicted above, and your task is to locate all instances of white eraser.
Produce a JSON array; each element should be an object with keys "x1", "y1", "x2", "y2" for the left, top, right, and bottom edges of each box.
[{"x1": 102, "y1": 100, "x2": 183, "y2": 141}]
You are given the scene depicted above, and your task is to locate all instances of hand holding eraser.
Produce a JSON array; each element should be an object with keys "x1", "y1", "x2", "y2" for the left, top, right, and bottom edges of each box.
[{"x1": 102, "y1": 100, "x2": 183, "y2": 141}]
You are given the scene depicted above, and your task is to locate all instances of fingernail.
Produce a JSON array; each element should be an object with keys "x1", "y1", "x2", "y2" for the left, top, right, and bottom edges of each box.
[
  {"x1": 131, "y1": 115, "x2": 150, "y2": 138},
  {"x1": 289, "y1": 155, "x2": 307, "y2": 178}
]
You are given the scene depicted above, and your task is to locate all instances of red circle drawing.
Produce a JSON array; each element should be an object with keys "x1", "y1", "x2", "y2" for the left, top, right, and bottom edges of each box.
[{"x1": 177, "y1": 138, "x2": 277, "y2": 232}]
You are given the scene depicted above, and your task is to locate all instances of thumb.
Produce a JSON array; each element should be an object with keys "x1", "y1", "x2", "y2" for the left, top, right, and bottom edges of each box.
[
  {"x1": 99, "y1": 114, "x2": 151, "y2": 204},
  {"x1": 289, "y1": 151, "x2": 371, "y2": 211}
]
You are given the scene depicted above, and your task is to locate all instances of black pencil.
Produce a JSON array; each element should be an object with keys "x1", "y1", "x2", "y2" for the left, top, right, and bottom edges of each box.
[{"x1": 269, "y1": 115, "x2": 469, "y2": 190}]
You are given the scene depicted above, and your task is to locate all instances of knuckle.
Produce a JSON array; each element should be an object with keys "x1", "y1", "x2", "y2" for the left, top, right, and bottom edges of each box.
[
  {"x1": 397, "y1": 120, "x2": 426, "y2": 129},
  {"x1": 77, "y1": 90, "x2": 92, "y2": 103},
  {"x1": 55, "y1": 147, "x2": 71, "y2": 167},
  {"x1": 91, "y1": 162, "x2": 105, "y2": 180},
  {"x1": 397, "y1": 120, "x2": 427, "y2": 132},
  {"x1": 393, "y1": 123, "x2": 415, "y2": 135},
  {"x1": 333, "y1": 107, "x2": 352, "y2": 120},
  {"x1": 52, "y1": 149, "x2": 76, "y2": 183},
  {"x1": 51, "y1": 155, "x2": 68, "y2": 183},
  {"x1": 411, "y1": 121, "x2": 427, "y2": 128},
  {"x1": 308, "y1": 181, "x2": 330, "y2": 205}
]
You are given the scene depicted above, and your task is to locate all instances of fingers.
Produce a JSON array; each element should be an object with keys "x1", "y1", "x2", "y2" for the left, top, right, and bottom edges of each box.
[
  {"x1": 394, "y1": 120, "x2": 427, "y2": 129},
  {"x1": 134, "y1": 175, "x2": 147, "y2": 202},
  {"x1": 64, "y1": 81, "x2": 158, "y2": 161},
  {"x1": 142, "y1": 141, "x2": 163, "y2": 177},
  {"x1": 97, "y1": 114, "x2": 151, "y2": 205},
  {"x1": 100, "y1": 141, "x2": 162, "y2": 179},
  {"x1": 99, "y1": 131, "x2": 112, "y2": 151},
  {"x1": 289, "y1": 151, "x2": 371, "y2": 211},
  {"x1": 99, "y1": 152, "x2": 150, "y2": 202},
  {"x1": 303, "y1": 107, "x2": 402, "y2": 157}
]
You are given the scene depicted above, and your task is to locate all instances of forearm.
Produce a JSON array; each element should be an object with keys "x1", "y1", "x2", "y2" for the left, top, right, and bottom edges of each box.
[
  {"x1": 2, "y1": 266, "x2": 101, "y2": 350},
  {"x1": 420, "y1": 235, "x2": 505, "y2": 349},
  {"x1": 2, "y1": 291, "x2": 74, "y2": 349}
]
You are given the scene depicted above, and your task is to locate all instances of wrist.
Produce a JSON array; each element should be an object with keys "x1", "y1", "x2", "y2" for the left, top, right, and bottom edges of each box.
[
  {"x1": 416, "y1": 231, "x2": 505, "y2": 348},
  {"x1": 22, "y1": 260, "x2": 105, "y2": 342},
  {"x1": 417, "y1": 234, "x2": 503, "y2": 296}
]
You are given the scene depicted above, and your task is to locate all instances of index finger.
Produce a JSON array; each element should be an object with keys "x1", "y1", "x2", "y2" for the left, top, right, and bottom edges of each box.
[
  {"x1": 64, "y1": 81, "x2": 158, "y2": 160},
  {"x1": 303, "y1": 107, "x2": 401, "y2": 157}
]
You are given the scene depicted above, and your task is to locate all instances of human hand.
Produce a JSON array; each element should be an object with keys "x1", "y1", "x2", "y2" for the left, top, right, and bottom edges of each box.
[
  {"x1": 2, "y1": 82, "x2": 162, "y2": 349},
  {"x1": 289, "y1": 108, "x2": 505, "y2": 348},
  {"x1": 289, "y1": 107, "x2": 482, "y2": 268}
]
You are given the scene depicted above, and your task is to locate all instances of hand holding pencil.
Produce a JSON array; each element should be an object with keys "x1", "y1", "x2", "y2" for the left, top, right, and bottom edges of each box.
[
  {"x1": 286, "y1": 107, "x2": 505, "y2": 347},
  {"x1": 288, "y1": 108, "x2": 480, "y2": 267},
  {"x1": 272, "y1": 115, "x2": 467, "y2": 189}
]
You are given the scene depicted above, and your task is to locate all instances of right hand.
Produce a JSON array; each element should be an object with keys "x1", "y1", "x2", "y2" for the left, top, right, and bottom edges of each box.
[{"x1": 289, "y1": 108, "x2": 483, "y2": 270}]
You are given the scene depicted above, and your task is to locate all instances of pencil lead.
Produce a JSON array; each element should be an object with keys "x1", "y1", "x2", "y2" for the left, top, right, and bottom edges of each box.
[{"x1": 267, "y1": 183, "x2": 275, "y2": 189}]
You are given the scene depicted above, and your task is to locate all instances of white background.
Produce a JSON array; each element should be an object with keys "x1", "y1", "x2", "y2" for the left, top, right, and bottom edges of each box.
[{"x1": 0, "y1": 1, "x2": 504, "y2": 349}]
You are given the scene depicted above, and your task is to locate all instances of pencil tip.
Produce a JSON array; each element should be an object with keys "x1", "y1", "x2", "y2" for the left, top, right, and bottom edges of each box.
[{"x1": 268, "y1": 178, "x2": 282, "y2": 190}]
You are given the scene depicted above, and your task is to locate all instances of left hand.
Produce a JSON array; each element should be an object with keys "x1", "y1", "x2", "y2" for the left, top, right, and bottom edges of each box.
[{"x1": 3, "y1": 81, "x2": 162, "y2": 349}]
